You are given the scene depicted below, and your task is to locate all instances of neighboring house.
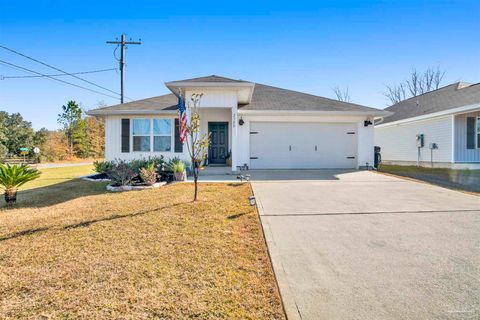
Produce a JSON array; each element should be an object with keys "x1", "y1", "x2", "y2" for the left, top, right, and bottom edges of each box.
[
  {"x1": 375, "y1": 82, "x2": 480, "y2": 169},
  {"x1": 87, "y1": 75, "x2": 387, "y2": 171}
]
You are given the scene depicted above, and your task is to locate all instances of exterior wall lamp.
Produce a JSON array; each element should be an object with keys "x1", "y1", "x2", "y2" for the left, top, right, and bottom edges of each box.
[
  {"x1": 239, "y1": 117, "x2": 245, "y2": 126},
  {"x1": 364, "y1": 120, "x2": 373, "y2": 127}
]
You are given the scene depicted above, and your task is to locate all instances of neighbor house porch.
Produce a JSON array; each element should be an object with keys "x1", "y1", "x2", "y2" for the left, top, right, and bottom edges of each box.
[{"x1": 453, "y1": 108, "x2": 480, "y2": 169}]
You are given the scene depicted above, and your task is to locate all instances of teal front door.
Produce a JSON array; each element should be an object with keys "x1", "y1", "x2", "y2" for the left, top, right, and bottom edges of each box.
[{"x1": 208, "y1": 122, "x2": 228, "y2": 164}]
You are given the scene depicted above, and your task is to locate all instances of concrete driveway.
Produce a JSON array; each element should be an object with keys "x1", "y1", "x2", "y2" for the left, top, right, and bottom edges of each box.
[{"x1": 251, "y1": 170, "x2": 480, "y2": 320}]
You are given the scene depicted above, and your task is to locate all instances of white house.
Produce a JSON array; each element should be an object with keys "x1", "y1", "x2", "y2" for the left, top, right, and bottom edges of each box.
[
  {"x1": 88, "y1": 75, "x2": 388, "y2": 171},
  {"x1": 375, "y1": 82, "x2": 480, "y2": 169}
]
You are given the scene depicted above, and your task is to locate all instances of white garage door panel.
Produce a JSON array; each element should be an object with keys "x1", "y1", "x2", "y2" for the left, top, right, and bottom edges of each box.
[{"x1": 250, "y1": 122, "x2": 357, "y2": 169}]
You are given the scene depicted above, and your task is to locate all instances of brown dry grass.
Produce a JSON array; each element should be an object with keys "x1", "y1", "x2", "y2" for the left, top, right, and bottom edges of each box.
[{"x1": 0, "y1": 180, "x2": 284, "y2": 319}]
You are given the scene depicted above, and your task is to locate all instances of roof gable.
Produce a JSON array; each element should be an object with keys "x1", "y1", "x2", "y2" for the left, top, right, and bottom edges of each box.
[{"x1": 167, "y1": 75, "x2": 250, "y2": 83}]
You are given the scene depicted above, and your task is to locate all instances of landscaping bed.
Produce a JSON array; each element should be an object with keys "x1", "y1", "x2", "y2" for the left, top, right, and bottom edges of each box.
[
  {"x1": 0, "y1": 178, "x2": 284, "y2": 318},
  {"x1": 378, "y1": 164, "x2": 480, "y2": 193},
  {"x1": 91, "y1": 157, "x2": 190, "y2": 191}
]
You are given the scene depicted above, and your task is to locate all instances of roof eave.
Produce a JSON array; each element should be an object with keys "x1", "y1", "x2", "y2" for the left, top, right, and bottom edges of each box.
[
  {"x1": 165, "y1": 81, "x2": 255, "y2": 94},
  {"x1": 376, "y1": 103, "x2": 480, "y2": 127},
  {"x1": 86, "y1": 110, "x2": 178, "y2": 116}
]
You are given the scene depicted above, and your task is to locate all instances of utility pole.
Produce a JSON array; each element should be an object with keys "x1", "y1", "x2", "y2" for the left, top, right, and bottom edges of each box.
[{"x1": 106, "y1": 34, "x2": 141, "y2": 103}]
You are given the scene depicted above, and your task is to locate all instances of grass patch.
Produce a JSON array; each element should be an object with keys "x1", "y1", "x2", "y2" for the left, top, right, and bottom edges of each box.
[
  {"x1": 0, "y1": 181, "x2": 284, "y2": 319},
  {"x1": 379, "y1": 164, "x2": 480, "y2": 193},
  {"x1": 20, "y1": 164, "x2": 95, "y2": 190}
]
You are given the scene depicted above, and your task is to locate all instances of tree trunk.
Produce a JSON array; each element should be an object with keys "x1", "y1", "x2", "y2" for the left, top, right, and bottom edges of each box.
[
  {"x1": 193, "y1": 166, "x2": 198, "y2": 201},
  {"x1": 4, "y1": 188, "x2": 17, "y2": 206}
]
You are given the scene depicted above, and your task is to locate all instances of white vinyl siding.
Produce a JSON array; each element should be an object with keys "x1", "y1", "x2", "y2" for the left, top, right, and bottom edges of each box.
[
  {"x1": 184, "y1": 90, "x2": 237, "y2": 108},
  {"x1": 104, "y1": 115, "x2": 190, "y2": 162},
  {"x1": 375, "y1": 115, "x2": 452, "y2": 163}
]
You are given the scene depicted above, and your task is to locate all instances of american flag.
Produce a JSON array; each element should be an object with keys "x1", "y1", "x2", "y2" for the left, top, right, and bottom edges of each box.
[{"x1": 178, "y1": 92, "x2": 188, "y2": 143}]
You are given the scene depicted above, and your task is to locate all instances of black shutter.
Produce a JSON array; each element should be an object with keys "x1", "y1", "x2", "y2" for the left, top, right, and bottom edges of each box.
[
  {"x1": 466, "y1": 117, "x2": 475, "y2": 149},
  {"x1": 174, "y1": 118, "x2": 183, "y2": 153},
  {"x1": 121, "y1": 119, "x2": 130, "y2": 153}
]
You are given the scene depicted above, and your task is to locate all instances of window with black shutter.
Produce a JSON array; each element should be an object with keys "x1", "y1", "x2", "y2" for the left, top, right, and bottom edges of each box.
[
  {"x1": 121, "y1": 119, "x2": 130, "y2": 153},
  {"x1": 466, "y1": 117, "x2": 476, "y2": 149}
]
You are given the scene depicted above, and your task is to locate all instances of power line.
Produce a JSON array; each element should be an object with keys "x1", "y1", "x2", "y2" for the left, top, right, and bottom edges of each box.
[
  {"x1": 1, "y1": 67, "x2": 117, "y2": 79},
  {"x1": 106, "y1": 34, "x2": 142, "y2": 103},
  {"x1": 0, "y1": 45, "x2": 123, "y2": 98},
  {"x1": 0, "y1": 59, "x2": 121, "y2": 100}
]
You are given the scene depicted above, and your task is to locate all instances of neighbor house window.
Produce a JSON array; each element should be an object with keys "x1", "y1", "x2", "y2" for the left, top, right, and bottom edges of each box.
[
  {"x1": 477, "y1": 117, "x2": 480, "y2": 148},
  {"x1": 153, "y1": 119, "x2": 172, "y2": 152},
  {"x1": 132, "y1": 119, "x2": 151, "y2": 152}
]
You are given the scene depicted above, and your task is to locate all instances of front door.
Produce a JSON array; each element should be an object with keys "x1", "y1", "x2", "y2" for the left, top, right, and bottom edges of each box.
[{"x1": 208, "y1": 122, "x2": 228, "y2": 164}]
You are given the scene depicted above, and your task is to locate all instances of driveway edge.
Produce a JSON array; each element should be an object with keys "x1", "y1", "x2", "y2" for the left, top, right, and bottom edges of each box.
[{"x1": 251, "y1": 182, "x2": 302, "y2": 320}]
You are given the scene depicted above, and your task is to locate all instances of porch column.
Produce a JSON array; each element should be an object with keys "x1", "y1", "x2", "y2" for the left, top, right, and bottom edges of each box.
[{"x1": 231, "y1": 105, "x2": 238, "y2": 171}]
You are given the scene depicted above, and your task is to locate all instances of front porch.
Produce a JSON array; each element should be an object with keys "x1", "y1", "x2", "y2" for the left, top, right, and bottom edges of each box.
[{"x1": 198, "y1": 107, "x2": 239, "y2": 171}]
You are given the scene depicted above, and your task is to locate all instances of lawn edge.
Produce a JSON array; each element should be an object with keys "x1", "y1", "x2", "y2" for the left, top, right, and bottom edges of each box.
[
  {"x1": 374, "y1": 170, "x2": 480, "y2": 196},
  {"x1": 250, "y1": 182, "x2": 299, "y2": 320}
]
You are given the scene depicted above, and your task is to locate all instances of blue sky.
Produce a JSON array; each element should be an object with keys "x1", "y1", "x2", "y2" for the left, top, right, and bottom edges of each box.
[{"x1": 1, "y1": 0, "x2": 479, "y2": 130}]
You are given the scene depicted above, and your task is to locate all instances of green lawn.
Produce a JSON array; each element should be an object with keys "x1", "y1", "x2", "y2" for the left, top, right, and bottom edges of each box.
[
  {"x1": 0, "y1": 165, "x2": 284, "y2": 319},
  {"x1": 19, "y1": 164, "x2": 95, "y2": 190}
]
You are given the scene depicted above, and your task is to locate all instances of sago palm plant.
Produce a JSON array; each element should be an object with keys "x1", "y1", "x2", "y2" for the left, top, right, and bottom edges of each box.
[{"x1": 0, "y1": 163, "x2": 40, "y2": 206}]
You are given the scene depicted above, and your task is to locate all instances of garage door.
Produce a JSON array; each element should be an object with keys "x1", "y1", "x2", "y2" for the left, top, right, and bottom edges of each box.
[{"x1": 250, "y1": 122, "x2": 357, "y2": 169}]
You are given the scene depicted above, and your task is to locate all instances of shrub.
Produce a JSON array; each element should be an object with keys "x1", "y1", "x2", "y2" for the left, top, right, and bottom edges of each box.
[
  {"x1": 171, "y1": 161, "x2": 185, "y2": 173},
  {"x1": 93, "y1": 160, "x2": 114, "y2": 174},
  {"x1": 139, "y1": 163, "x2": 157, "y2": 185},
  {"x1": 108, "y1": 161, "x2": 136, "y2": 186},
  {"x1": 129, "y1": 159, "x2": 150, "y2": 174},
  {"x1": 130, "y1": 156, "x2": 165, "y2": 174},
  {"x1": 0, "y1": 164, "x2": 40, "y2": 206},
  {"x1": 165, "y1": 157, "x2": 188, "y2": 173}
]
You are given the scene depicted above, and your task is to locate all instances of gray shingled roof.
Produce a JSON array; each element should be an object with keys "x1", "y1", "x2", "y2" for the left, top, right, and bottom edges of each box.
[
  {"x1": 381, "y1": 82, "x2": 480, "y2": 124},
  {"x1": 88, "y1": 93, "x2": 179, "y2": 115},
  {"x1": 167, "y1": 75, "x2": 250, "y2": 83},
  {"x1": 240, "y1": 83, "x2": 380, "y2": 112},
  {"x1": 88, "y1": 75, "x2": 381, "y2": 115}
]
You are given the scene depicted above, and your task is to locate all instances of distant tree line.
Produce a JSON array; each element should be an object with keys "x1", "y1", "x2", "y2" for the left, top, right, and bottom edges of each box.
[{"x1": 0, "y1": 100, "x2": 104, "y2": 162}]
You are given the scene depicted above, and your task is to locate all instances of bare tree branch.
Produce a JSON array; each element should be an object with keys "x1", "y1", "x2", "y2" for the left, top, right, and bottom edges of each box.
[
  {"x1": 384, "y1": 66, "x2": 445, "y2": 105},
  {"x1": 406, "y1": 69, "x2": 419, "y2": 97},
  {"x1": 433, "y1": 66, "x2": 445, "y2": 89},
  {"x1": 333, "y1": 86, "x2": 351, "y2": 102},
  {"x1": 383, "y1": 83, "x2": 406, "y2": 105}
]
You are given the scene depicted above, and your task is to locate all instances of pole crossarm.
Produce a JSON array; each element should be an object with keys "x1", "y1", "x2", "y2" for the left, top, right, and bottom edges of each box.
[{"x1": 106, "y1": 34, "x2": 142, "y2": 103}]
